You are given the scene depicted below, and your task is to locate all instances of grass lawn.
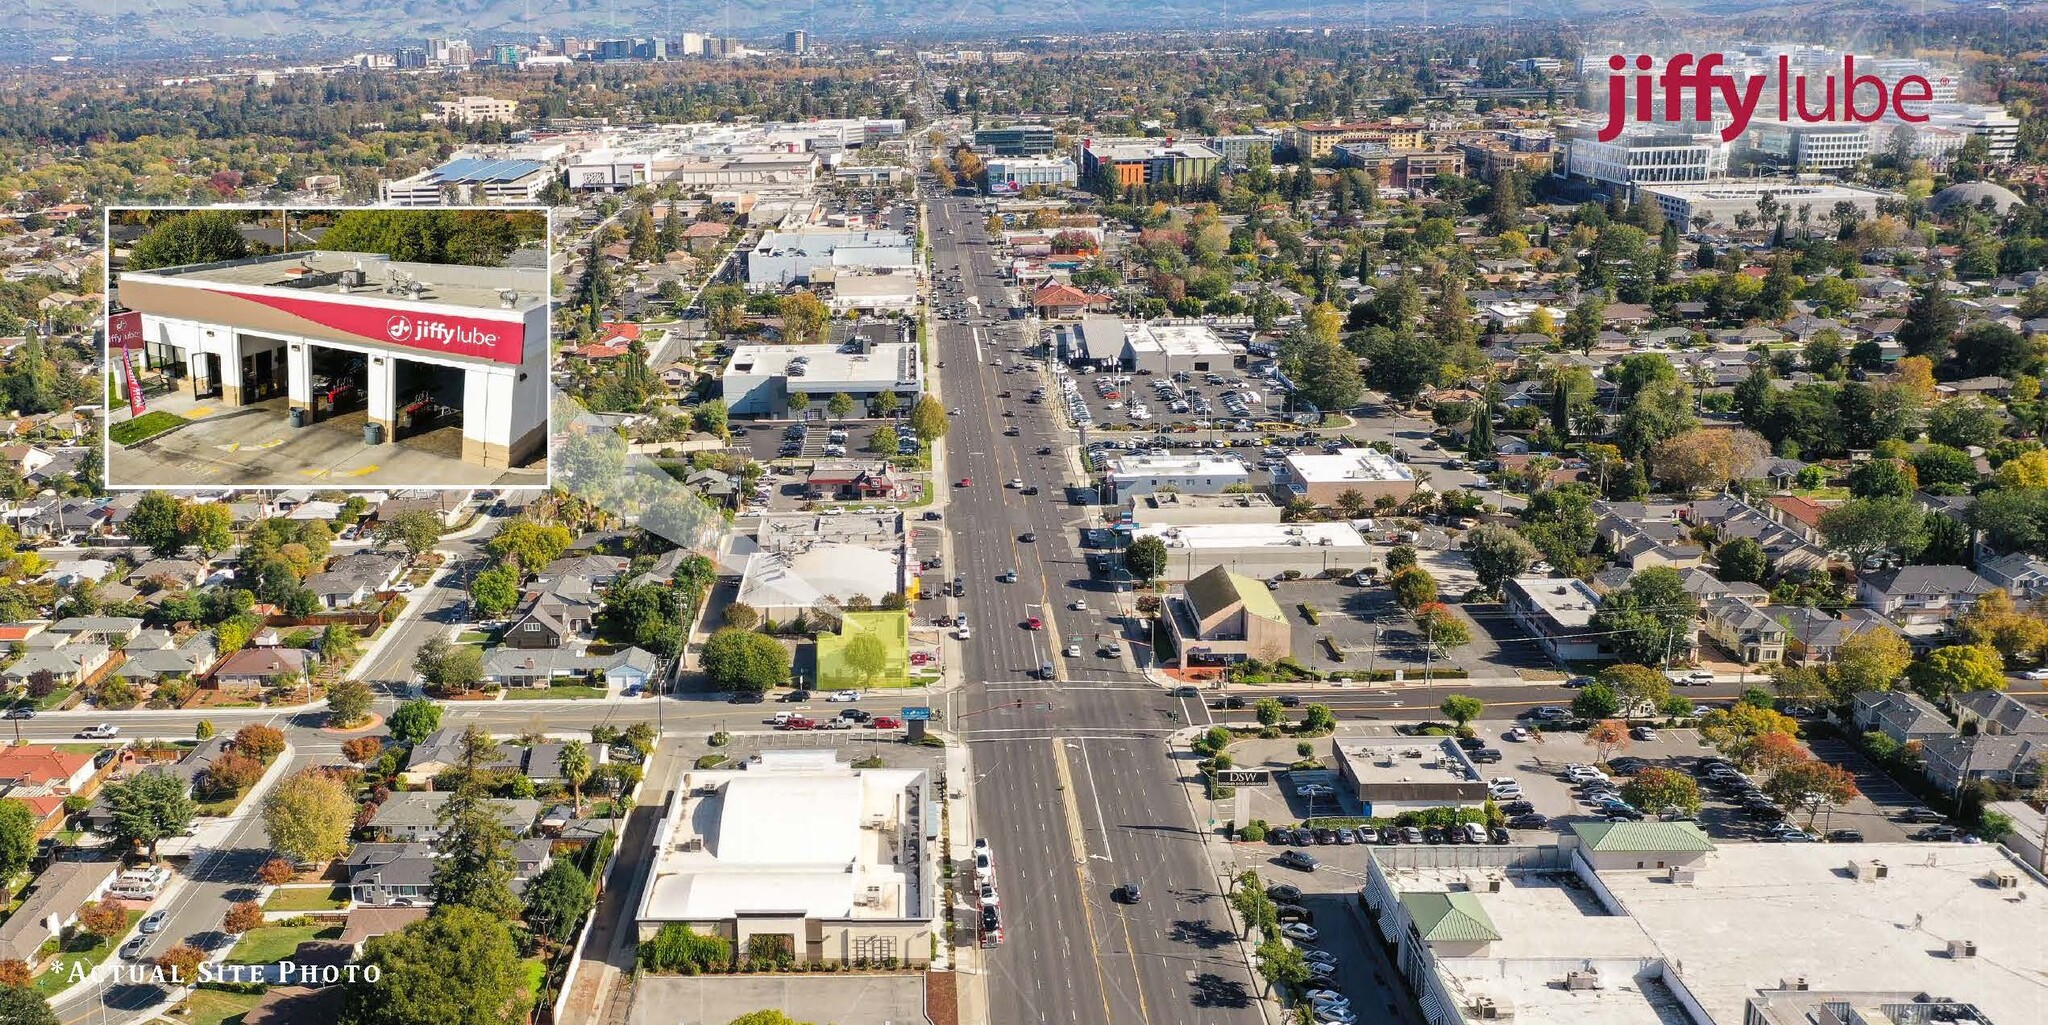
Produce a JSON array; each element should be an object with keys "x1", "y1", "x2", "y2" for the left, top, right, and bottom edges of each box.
[
  {"x1": 263, "y1": 885, "x2": 348, "y2": 912},
  {"x1": 35, "y1": 911, "x2": 139, "y2": 995},
  {"x1": 178, "y1": 987, "x2": 266, "y2": 1025},
  {"x1": 227, "y1": 924, "x2": 343, "y2": 965},
  {"x1": 31, "y1": 685, "x2": 77, "y2": 711},
  {"x1": 503, "y1": 685, "x2": 610, "y2": 700},
  {"x1": 457, "y1": 631, "x2": 493, "y2": 644},
  {"x1": 109, "y1": 411, "x2": 189, "y2": 446}
]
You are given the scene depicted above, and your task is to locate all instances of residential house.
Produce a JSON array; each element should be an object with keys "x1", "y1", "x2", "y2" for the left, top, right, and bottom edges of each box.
[
  {"x1": 683, "y1": 469, "x2": 740, "y2": 509},
  {"x1": 376, "y1": 490, "x2": 474, "y2": 528},
  {"x1": 37, "y1": 560, "x2": 114, "y2": 587},
  {"x1": 537, "y1": 554, "x2": 628, "y2": 590},
  {"x1": 1683, "y1": 498, "x2": 1830, "y2": 574},
  {"x1": 47, "y1": 617, "x2": 142, "y2": 646},
  {"x1": 304, "y1": 550, "x2": 408, "y2": 609},
  {"x1": 1858, "y1": 566, "x2": 1997, "y2": 627},
  {"x1": 1673, "y1": 567, "x2": 1769, "y2": 605},
  {"x1": 0, "y1": 859, "x2": 121, "y2": 963},
  {"x1": 1700, "y1": 596, "x2": 1786, "y2": 664},
  {"x1": 501, "y1": 600, "x2": 570, "y2": 650},
  {"x1": 365, "y1": 792, "x2": 541, "y2": 842},
  {"x1": 1029, "y1": 280, "x2": 1109, "y2": 319},
  {"x1": 0, "y1": 622, "x2": 48, "y2": 649},
  {"x1": 1777, "y1": 607, "x2": 1903, "y2": 665},
  {"x1": 0, "y1": 745, "x2": 99, "y2": 793},
  {"x1": 207, "y1": 647, "x2": 311, "y2": 691},
  {"x1": 1977, "y1": 551, "x2": 2048, "y2": 601},
  {"x1": 1919, "y1": 734, "x2": 2046, "y2": 794},
  {"x1": 114, "y1": 633, "x2": 214, "y2": 684},
  {"x1": 345, "y1": 843, "x2": 437, "y2": 907},
  {"x1": 1851, "y1": 690, "x2": 1952, "y2": 745},
  {"x1": 127, "y1": 559, "x2": 207, "y2": 590},
  {"x1": 1952, "y1": 691, "x2": 2048, "y2": 737},
  {"x1": 1, "y1": 644, "x2": 109, "y2": 687},
  {"x1": 512, "y1": 838, "x2": 553, "y2": 893},
  {"x1": 482, "y1": 646, "x2": 656, "y2": 690},
  {"x1": 400, "y1": 728, "x2": 525, "y2": 783},
  {"x1": 1763, "y1": 496, "x2": 1830, "y2": 545}
]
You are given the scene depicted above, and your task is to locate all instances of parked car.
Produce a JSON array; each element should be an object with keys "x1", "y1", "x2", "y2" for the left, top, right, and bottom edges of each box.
[
  {"x1": 871, "y1": 716, "x2": 904, "y2": 729},
  {"x1": 1280, "y1": 922, "x2": 1320, "y2": 943},
  {"x1": 1277, "y1": 850, "x2": 1319, "y2": 871},
  {"x1": 1266, "y1": 884, "x2": 1303, "y2": 903}
]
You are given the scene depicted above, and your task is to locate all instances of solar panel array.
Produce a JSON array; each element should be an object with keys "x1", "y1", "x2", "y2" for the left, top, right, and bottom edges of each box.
[{"x1": 431, "y1": 158, "x2": 550, "y2": 184}]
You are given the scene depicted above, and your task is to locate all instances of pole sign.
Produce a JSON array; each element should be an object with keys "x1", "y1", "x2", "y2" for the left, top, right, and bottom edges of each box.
[
  {"x1": 198, "y1": 287, "x2": 526, "y2": 365},
  {"x1": 900, "y1": 707, "x2": 933, "y2": 721},
  {"x1": 1215, "y1": 769, "x2": 1271, "y2": 786},
  {"x1": 107, "y1": 309, "x2": 144, "y2": 351}
]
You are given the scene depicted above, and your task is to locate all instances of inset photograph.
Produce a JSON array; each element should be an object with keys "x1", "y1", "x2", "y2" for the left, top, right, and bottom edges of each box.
[{"x1": 105, "y1": 207, "x2": 551, "y2": 488}]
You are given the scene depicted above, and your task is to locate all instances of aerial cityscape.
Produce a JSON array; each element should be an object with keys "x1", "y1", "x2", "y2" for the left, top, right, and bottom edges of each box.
[{"x1": 1, "y1": 9, "x2": 2047, "y2": 1025}]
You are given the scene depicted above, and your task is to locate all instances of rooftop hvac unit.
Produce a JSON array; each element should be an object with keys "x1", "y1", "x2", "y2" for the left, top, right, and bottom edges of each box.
[
  {"x1": 1851, "y1": 860, "x2": 1889, "y2": 881},
  {"x1": 1780, "y1": 976, "x2": 1810, "y2": 992},
  {"x1": 1470, "y1": 996, "x2": 1514, "y2": 1019},
  {"x1": 1484, "y1": 874, "x2": 1504, "y2": 893},
  {"x1": 498, "y1": 288, "x2": 520, "y2": 308},
  {"x1": 1565, "y1": 970, "x2": 1603, "y2": 991},
  {"x1": 1947, "y1": 940, "x2": 1978, "y2": 959},
  {"x1": 1669, "y1": 865, "x2": 1697, "y2": 885},
  {"x1": 1987, "y1": 871, "x2": 2020, "y2": 890}
]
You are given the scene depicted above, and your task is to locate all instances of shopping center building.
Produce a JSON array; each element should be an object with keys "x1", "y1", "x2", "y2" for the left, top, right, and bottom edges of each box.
[{"x1": 115, "y1": 251, "x2": 549, "y2": 470}]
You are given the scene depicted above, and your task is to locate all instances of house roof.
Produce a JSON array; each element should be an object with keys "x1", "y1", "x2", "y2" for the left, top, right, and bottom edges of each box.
[
  {"x1": 1182, "y1": 565, "x2": 1284, "y2": 624},
  {"x1": 338, "y1": 907, "x2": 429, "y2": 945},
  {"x1": 0, "y1": 746, "x2": 91, "y2": 786},
  {"x1": 1399, "y1": 891, "x2": 1502, "y2": 943},
  {"x1": 1852, "y1": 689, "x2": 1951, "y2": 737},
  {"x1": 1954, "y1": 690, "x2": 2048, "y2": 734},
  {"x1": 1569, "y1": 820, "x2": 1715, "y2": 853},
  {"x1": 211, "y1": 646, "x2": 309, "y2": 679},
  {"x1": 1861, "y1": 565, "x2": 1995, "y2": 599}
]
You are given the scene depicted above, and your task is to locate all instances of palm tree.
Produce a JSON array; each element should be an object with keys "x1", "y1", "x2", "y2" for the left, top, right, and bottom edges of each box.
[{"x1": 559, "y1": 740, "x2": 592, "y2": 812}]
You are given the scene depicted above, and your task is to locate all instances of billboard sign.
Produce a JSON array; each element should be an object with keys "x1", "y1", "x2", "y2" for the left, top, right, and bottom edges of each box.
[
  {"x1": 199, "y1": 287, "x2": 526, "y2": 365},
  {"x1": 900, "y1": 706, "x2": 933, "y2": 721}
]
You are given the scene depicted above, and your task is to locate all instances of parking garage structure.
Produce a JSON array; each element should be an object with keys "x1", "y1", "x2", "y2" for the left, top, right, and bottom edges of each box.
[{"x1": 116, "y1": 251, "x2": 549, "y2": 471}]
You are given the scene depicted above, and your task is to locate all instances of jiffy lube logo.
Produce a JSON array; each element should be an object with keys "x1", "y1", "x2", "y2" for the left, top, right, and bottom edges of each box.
[
  {"x1": 1597, "y1": 53, "x2": 1936, "y2": 142},
  {"x1": 384, "y1": 313, "x2": 500, "y2": 350}
]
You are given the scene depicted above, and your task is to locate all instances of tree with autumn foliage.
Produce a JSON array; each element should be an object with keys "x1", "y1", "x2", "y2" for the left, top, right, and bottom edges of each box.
[
  {"x1": 259, "y1": 857, "x2": 298, "y2": 886},
  {"x1": 1764, "y1": 759, "x2": 1861, "y2": 827},
  {"x1": 223, "y1": 901, "x2": 264, "y2": 935},
  {"x1": 1701, "y1": 702, "x2": 1802, "y2": 768},
  {"x1": 342, "y1": 736, "x2": 383, "y2": 765},
  {"x1": 1622, "y1": 767, "x2": 1702, "y2": 815},
  {"x1": 78, "y1": 900, "x2": 125, "y2": 941},
  {"x1": 1587, "y1": 719, "x2": 1632, "y2": 763},
  {"x1": 156, "y1": 944, "x2": 206, "y2": 988}
]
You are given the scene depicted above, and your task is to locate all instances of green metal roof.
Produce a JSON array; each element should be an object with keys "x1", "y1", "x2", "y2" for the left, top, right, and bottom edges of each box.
[
  {"x1": 1399, "y1": 891, "x2": 1502, "y2": 943},
  {"x1": 1569, "y1": 820, "x2": 1715, "y2": 853}
]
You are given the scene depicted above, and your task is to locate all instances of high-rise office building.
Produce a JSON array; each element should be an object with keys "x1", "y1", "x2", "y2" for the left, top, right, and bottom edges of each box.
[
  {"x1": 786, "y1": 30, "x2": 808, "y2": 54},
  {"x1": 394, "y1": 46, "x2": 427, "y2": 68}
]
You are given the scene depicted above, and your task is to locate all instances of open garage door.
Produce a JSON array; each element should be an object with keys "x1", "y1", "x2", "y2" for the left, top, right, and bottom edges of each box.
[
  {"x1": 392, "y1": 357, "x2": 466, "y2": 454},
  {"x1": 307, "y1": 345, "x2": 366, "y2": 422}
]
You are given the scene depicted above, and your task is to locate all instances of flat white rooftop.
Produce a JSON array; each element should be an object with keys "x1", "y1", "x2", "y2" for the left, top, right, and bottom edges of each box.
[
  {"x1": 1134, "y1": 521, "x2": 1370, "y2": 550},
  {"x1": 123, "y1": 250, "x2": 549, "y2": 314},
  {"x1": 1284, "y1": 447, "x2": 1415, "y2": 485},
  {"x1": 1106, "y1": 454, "x2": 1250, "y2": 478},
  {"x1": 1604, "y1": 843, "x2": 2048, "y2": 1025},
  {"x1": 639, "y1": 751, "x2": 928, "y2": 923},
  {"x1": 724, "y1": 342, "x2": 921, "y2": 389},
  {"x1": 1126, "y1": 323, "x2": 1236, "y2": 358},
  {"x1": 1511, "y1": 576, "x2": 1602, "y2": 628}
]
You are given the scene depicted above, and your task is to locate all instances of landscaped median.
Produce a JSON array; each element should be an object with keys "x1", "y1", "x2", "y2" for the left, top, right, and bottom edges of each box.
[{"x1": 108, "y1": 410, "x2": 189, "y2": 446}]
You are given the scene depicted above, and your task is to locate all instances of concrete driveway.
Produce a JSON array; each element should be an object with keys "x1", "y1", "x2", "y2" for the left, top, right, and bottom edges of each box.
[{"x1": 629, "y1": 973, "x2": 926, "y2": 1025}]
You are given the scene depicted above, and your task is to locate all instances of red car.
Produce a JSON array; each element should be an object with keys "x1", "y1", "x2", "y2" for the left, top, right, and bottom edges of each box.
[
  {"x1": 871, "y1": 716, "x2": 903, "y2": 730},
  {"x1": 957, "y1": 477, "x2": 972, "y2": 487},
  {"x1": 781, "y1": 717, "x2": 817, "y2": 731},
  {"x1": 1025, "y1": 617, "x2": 1043, "y2": 630}
]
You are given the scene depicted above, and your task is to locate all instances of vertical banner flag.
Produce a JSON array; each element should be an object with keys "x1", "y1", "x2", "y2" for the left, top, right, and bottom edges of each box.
[{"x1": 108, "y1": 311, "x2": 147, "y2": 417}]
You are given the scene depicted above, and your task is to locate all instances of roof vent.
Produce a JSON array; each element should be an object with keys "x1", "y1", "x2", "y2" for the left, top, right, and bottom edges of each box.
[
  {"x1": 1564, "y1": 969, "x2": 1603, "y2": 991},
  {"x1": 498, "y1": 288, "x2": 520, "y2": 308},
  {"x1": 1946, "y1": 940, "x2": 1978, "y2": 959}
]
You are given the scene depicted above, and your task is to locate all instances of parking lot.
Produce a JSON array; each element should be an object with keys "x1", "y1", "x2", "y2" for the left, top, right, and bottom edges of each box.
[{"x1": 1258, "y1": 575, "x2": 1527, "y2": 676}]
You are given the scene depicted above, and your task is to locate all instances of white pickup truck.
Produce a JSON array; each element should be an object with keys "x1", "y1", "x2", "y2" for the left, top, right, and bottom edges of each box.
[{"x1": 76, "y1": 724, "x2": 118, "y2": 739}]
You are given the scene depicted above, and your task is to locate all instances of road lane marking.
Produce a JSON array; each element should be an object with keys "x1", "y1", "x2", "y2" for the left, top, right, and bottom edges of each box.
[{"x1": 1048, "y1": 737, "x2": 1118, "y2": 1025}]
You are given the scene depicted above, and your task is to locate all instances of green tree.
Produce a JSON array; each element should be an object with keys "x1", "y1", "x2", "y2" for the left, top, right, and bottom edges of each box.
[
  {"x1": 1590, "y1": 567, "x2": 1700, "y2": 666},
  {"x1": 389, "y1": 698, "x2": 443, "y2": 743},
  {"x1": 340, "y1": 907, "x2": 524, "y2": 1025},
  {"x1": 1461, "y1": 524, "x2": 1539, "y2": 597},
  {"x1": 520, "y1": 860, "x2": 594, "y2": 945},
  {"x1": 725, "y1": 1014, "x2": 816, "y2": 1025},
  {"x1": 262, "y1": 768, "x2": 355, "y2": 865},
  {"x1": 1911, "y1": 644, "x2": 2009, "y2": 700},
  {"x1": 701, "y1": 628, "x2": 791, "y2": 693},
  {"x1": 380, "y1": 510, "x2": 444, "y2": 560},
  {"x1": 907, "y1": 397, "x2": 950, "y2": 445},
  {"x1": 777, "y1": 290, "x2": 829, "y2": 344},
  {"x1": 471, "y1": 566, "x2": 520, "y2": 618},
  {"x1": 1254, "y1": 938, "x2": 1311, "y2": 996},
  {"x1": 1301, "y1": 704, "x2": 1337, "y2": 733},
  {"x1": 178, "y1": 502, "x2": 234, "y2": 558},
  {"x1": 1847, "y1": 459, "x2": 1917, "y2": 500},
  {"x1": 128, "y1": 210, "x2": 250, "y2": 270},
  {"x1": 1388, "y1": 565, "x2": 1438, "y2": 610},
  {"x1": 1715, "y1": 537, "x2": 1770, "y2": 584},
  {"x1": 326, "y1": 678, "x2": 372, "y2": 727},
  {"x1": 1124, "y1": 535, "x2": 1169, "y2": 583},
  {"x1": 126, "y1": 491, "x2": 186, "y2": 558},
  {"x1": 1255, "y1": 698, "x2": 1284, "y2": 727},
  {"x1": 1819, "y1": 497, "x2": 1926, "y2": 566},
  {"x1": 1599, "y1": 663, "x2": 1672, "y2": 714},
  {"x1": 870, "y1": 424, "x2": 900, "y2": 455},
  {"x1": 431, "y1": 791, "x2": 522, "y2": 917},
  {"x1": 1439, "y1": 695, "x2": 1484, "y2": 728},
  {"x1": 0, "y1": 985, "x2": 58, "y2": 1025},
  {"x1": 317, "y1": 210, "x2": 533, "y2": 266},
  {"x1": 559, "y1": 740, "x2": 593, "y2": 811},
  {"x1": 104, "y1": 770, "x2": 196, "y2": 861},
  {"x1": 826, "y1": 392, "x2": 856, "y2": 419},
  {"x1": 1621, "y1": 766, "x2": 1702, "y2": 814},
  {"x1": 842, "y1": 631, "x2": 890, "y2": 686},
  {"x1": 1415, "y1": 602, "x2": 1472, "y2": 657},
  {"x1": 484, "y1": 519, "x2": 574, "y2": 575},
  {"x1": 1571, "y1": 682, "x2": 1622, "y2": 720},
  {"x1": 1832, "y1": 631, "x2": 1913, "y2": 697},
  {"x1": 0, "y1": 800, "x2": 35, "y2": 883}
]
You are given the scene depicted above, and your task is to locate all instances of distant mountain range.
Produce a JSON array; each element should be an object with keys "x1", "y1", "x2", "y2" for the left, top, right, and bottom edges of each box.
[{"x1": 0, "y1": 0, "x2": 1973, "y2": 62}]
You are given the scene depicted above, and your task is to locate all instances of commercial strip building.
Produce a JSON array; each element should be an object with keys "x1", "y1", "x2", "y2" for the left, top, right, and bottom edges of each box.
[
  {"x1": 1123, "y1": 491, "x2": 1281, "y2": 527},
  {"x1": 1504, "y1": 575, "x2": 1612, "y2": 662},
  {"x1": 745, "y1": 230, "x2": 916, "y2": 290},
  {"x1": 972, "y1": 125, "x2": 1059, "y2": 156},
  {"x1": 636, "y1": 750, "x2": 937, "y2": 966},
  {"x1": 1331, "y1": 737, "x2": 1489, "y2": 815},
  {"x1": 1288, "y1": 122, "x2": 1426, "y2": 159},
  {"x1": 719, "y1": 338, "x2": 923, "y2": 417},
  {"x1": 1638, "y1": 181, "x2": 1901, "y2": 230},
  {"x1": 983, "y1": 156, "x2": 1078, "y2": 194},
  {"x1": 1103, "y1": 453, "x2": 1250, "y2": 498},
  {"x1": 116, "y1": 250, "x2": 549, "y2": 470},
  {"x1": 1272, "y1": 447, "x2": 1417, "y2": 507},
  {"x1": 1162, "y1": 565, "x2": 1290, "y2": 669},
  {"x1": 1052, "y1": 318, "x2": 1241, "y2": 374},
  {"x1": 1362, "y1": 831, "x2": 2045, "y2": 1025},
  {"x1": 1126, "y1": 521, "x2": 1375, "y2": 583}
]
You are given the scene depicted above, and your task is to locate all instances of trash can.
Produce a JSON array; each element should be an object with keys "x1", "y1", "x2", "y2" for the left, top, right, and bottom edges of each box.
[
  {"x1": 288, "y1": 407, "x2": 306, "y2": 429},
  {"x1": 363, "y1": 422, "x2": 384, "y2": 446}
]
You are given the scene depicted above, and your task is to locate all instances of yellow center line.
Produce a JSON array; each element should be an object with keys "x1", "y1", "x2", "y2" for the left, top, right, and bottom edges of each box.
[{"x1": 1049, "y1": 737, "x2": 1119, "y2": 1025}]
